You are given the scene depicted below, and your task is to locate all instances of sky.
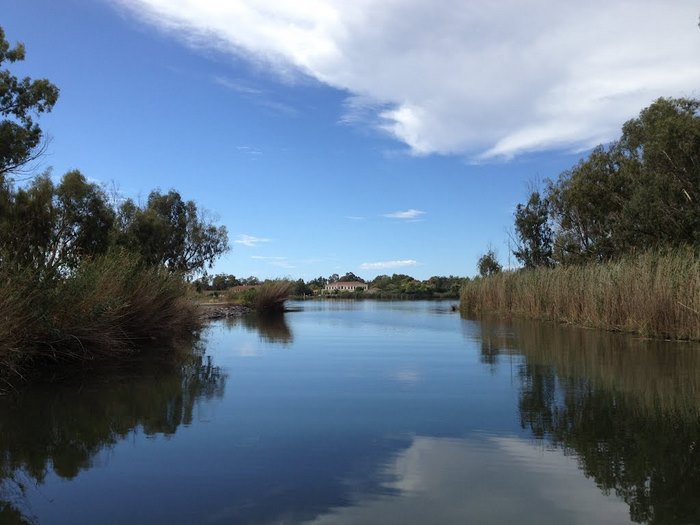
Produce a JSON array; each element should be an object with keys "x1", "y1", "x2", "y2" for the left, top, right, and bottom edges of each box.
[{"x1": 3, "y1": 0, "x2": 700, "y2": 280}]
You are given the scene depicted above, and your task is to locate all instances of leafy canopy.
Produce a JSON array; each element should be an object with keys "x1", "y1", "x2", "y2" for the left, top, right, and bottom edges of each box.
[{"x1": 0, "y1": 27, "x2": 59, "y2": 178}]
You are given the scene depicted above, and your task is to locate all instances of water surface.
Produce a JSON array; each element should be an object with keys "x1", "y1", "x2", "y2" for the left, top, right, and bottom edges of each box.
[{"x1": 1, "y1": 300, "x2": 698, "y2": 524}]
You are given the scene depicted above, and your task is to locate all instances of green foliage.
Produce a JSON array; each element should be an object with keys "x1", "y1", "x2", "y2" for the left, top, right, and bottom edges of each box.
[
  {"x1": 115, "y1": 190, "x2": 228, "y2": 277},
  {"x1": 0, "y1": 170, "x2": 114, "y2": 277},
  {"x1": 0, "y1": 26, "x2": 228, "y2": 383},
  {"x1": 513, "y1": 97, "x2": 700, "y2": 267},
  {"x1": 367, "y1": 273, "x2": 465, "y2": 298},
  {"x1": 307, "y1": 276, "x2": 328, "y2": 291},
  {"x1": 202, "y1": 273, "x2": 240, "y2": 291},
  {"x1": 477, "y1": 249, "x2": 502, "y2": 277},
  {"x1": 0, "y1": 26, "x2": 59, "y2": 178},
  {"x1": 513, "y1": 191, "x2": 553, "y2": 268},
  {"x1": 292, "y1": 278, "x2": 312, "y2": 296},
  {"x1": 338, "y1": 272, "x2": 363, "y2": 282}
]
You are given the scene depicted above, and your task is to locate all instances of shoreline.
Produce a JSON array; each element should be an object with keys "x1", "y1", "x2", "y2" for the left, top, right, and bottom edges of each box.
[{"x1": 198, "y1": 303, "x2": 252, "y2": 320}]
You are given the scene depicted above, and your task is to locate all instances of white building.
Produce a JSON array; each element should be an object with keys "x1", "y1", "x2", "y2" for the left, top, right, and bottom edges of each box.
[{"x1": 324, "y1": 281, "x2": 369, "y2": 292}]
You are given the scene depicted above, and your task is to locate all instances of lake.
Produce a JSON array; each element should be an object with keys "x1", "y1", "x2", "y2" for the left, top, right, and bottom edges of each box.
[{"x1": 1, "y1": 300, "x2": 699, "y2": 524}]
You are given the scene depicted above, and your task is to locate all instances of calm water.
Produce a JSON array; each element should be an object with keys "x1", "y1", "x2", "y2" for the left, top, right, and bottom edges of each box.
[{"x1": 1, "y1": 300, "x2": 699, "y2": 524}]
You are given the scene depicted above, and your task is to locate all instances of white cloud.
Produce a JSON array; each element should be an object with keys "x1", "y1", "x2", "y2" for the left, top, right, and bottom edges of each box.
[
  {"x1": 114, "y1": 0, "x2": 700, "y2": 158},
  {"x1": 360, "y1": 259, "x2": 418, "y2": 270},
  {"x1": 233, "y1": 234, "x2": 271, "y2": 247},
  {"x1": 213, "y1": 76, "x2": 265, "y2": 95},
  {"x1": 383, "y1": 209, "x2": 425, "y2": 220},
  {"x1": 251, "y1": 255, "x2": 295, "y2": 268}
]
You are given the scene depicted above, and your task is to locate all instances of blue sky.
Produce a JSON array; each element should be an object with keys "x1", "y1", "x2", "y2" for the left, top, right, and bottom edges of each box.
[{"x1": 4, "y1": 0, "x2": 699, "y2": 280}]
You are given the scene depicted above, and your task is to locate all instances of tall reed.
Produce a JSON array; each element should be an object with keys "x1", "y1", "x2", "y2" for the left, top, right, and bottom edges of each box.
[
  {"x1": 249, "y1": 280, "x2": 293, "y2": 313},
  {"x1": 461, "y1": 249, "x2": 700, "y2": 340},
  {"x1": 0, "y1": 251, "x2": 200, "y2": 384}
]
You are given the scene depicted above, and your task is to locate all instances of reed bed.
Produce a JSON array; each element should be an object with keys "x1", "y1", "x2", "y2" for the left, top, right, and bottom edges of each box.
[
  {"x1": 249, "y1": 280, "x2": 293, "y2": 313},
  {"x1": 0, "y1": 251, "x2": 200, "y2": 384},
  {"x1": 461, "y1": 250, "x2": 700, "y2": 340}
]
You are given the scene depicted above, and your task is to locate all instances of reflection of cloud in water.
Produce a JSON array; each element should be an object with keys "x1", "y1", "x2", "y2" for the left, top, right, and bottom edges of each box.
[
  {"x1": 391, "y1": 368, "x2": 419, "y2": 384},
  {"x1": 309, "y1": 436, "x2": 630, "y2": 525},
  {"x1": 237, "y1": 342, "x2": 258, "y2": 357}
]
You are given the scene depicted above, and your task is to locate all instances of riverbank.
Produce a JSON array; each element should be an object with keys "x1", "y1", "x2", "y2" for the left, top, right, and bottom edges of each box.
[
  {"x1": 199, "y1": 303, "x2": 252, "y2": 320},
  {"x1": 0, "y1": 253, "x2": 203, "y2": 388},
  {"x1": 1, "y1": 268, "x2": 286, "y2": 389},
  {"x1": 460, "y1": 250, "x2": 700, "y2": 341}
]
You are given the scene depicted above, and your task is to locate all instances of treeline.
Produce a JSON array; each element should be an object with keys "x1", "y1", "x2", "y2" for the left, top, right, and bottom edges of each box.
[
  {"x1": 1, "y1": 171, "x2": 227, "y2": 279},
  {"x1": 0, "y1": 27, "x2": 228, "y2": 381},
  {"x1": 306, "y1": 273, "x2": 465, "y2": 298},
  {"x1": 464, "y1": 97, "x2": 700, "y2": 340},
  {"x1": 197, "y1": 272, "x2": 466, "y2": 299}
]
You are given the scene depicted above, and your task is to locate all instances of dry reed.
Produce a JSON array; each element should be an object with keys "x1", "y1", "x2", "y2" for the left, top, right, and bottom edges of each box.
[
  {"x1": 461, "y1": 250, "x2": 700, "y2": 340},
  {"x1": 251, "y1": 280, "x2": 293, "y2": 313},
  {"x1": 0, "y1": 251, "x2": 200, "y2": 384}
]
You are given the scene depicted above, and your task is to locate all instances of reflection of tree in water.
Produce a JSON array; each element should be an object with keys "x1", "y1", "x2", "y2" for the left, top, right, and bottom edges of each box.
[
  {"x1": 519, "y1": 366, "x2": 700, "y2": 524},
  {"x1": 474, "y1": 317, "x2": 700, "y2": 524},
  {"x1": 225, "y1": 313, "x2": 293, "y2": 344},
  {"x1": 0, "y1": 343, "x2": 226, "y2": 523}
]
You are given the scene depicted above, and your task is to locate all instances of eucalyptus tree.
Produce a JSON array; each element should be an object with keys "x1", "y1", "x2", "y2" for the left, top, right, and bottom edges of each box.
[
  {"x1": 115, "y1": 190, "x2": 229, "y2": 277},
  {"x1": 0, "y1": 26, "x2": 59, "y2": 179}
]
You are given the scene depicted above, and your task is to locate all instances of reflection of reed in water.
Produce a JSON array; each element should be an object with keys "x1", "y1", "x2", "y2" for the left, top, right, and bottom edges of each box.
[
  {"x1": 469, "y1": 315, "x2": 700, "y2": 415},
  {"x1": 467, "y1": 315, "x2": 700, "y2": 524},
  {"x1": 225, "y1": 313, "x2": 293, "y2": 344},
  {"x1": 0, "y1": 343, "x2": 226, "y2": 523}
]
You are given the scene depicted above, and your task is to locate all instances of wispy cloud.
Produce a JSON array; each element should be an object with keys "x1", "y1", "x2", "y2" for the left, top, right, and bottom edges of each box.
[
  {"x1": 212, "y1": 75, "x2": 265, "y2": 95},
  {"x1": 360, "y1": 259, "x2": 418, "y2": 270},
  {"x1": 213, "y1": 74, "x2": 299, "y2": 116},
  {"x1": 345, "y1": 215, "x2": 365, "y2": 221},
  {"x1": 236, "y1": 145, "x2": 263, "y2": 158},
  {"x1": 271, "y1": 260, "x2": 295, "y2": 269},
  {"x1": 383, "y1": 209, "x2": 426, "y2": 220},
  {"x1": 114, "y1": 1, "x2": 700, "y2": 159},
  {"x1": 234, "y1": 234, "x2": 271, "y2": 247},
  {"x1": 250, "y1": 255, "x2": 295, "y2": 269}
]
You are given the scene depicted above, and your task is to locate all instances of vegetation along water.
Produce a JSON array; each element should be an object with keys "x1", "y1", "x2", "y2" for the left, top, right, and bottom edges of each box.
[{"x1": 467, "y1": 96, "x2": 700, "y2": 340}]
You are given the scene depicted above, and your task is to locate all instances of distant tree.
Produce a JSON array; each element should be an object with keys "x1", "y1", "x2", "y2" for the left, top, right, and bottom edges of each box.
[
  {"x1": 292, "y1": 278, "x2": 312, "y2": 296},
  {"x1": 328, "y1": 273, "x2": 340, "y2": 283},
  {"x1": 371, "y1": 274, "x2": 391, "y2": 290},
  {"x1": 477, "y1": 249, "x2": 502, "y2": 277},
  {"x1": 240, "y1": 276, "x2": 260, "y2": 286},
  {"x1": 339, "y1": 271, "x2": 363, "y2": 282},
  {"x1": 307, "y1": 276, "x2": 328, "y2": 291},
  {"x1": 115, "y1": 190, "x2": 228, "y2": 277},
  {"x1": 211, "y1": 274, "x2": 238, "y2": 291},
  {"x1": 0, "y1": 26, "x2": 59, "y2": 178},
  {"x1": 513, "y1": 191, "x2": 553, "y2": 268}
]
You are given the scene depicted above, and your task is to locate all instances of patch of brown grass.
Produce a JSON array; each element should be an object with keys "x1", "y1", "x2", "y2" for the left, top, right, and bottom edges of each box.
[{"x1": 461, "y1": 249, "x2": 700, "y2": 340}]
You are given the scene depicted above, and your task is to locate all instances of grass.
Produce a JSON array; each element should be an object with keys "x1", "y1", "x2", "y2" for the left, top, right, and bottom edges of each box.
[
  {"x1": 0, "y1": 251, "x2": 200, "y2": 387},
  {"x1": 460, "y1": 249, "x2": 700, "y2": 340},
  {"x1": 246, "y1": 280, "x2": 293, "y2": 313}
]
